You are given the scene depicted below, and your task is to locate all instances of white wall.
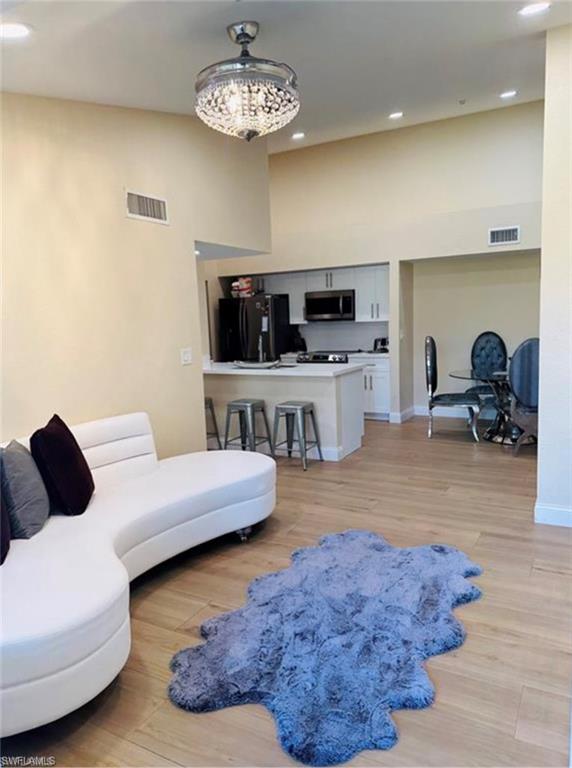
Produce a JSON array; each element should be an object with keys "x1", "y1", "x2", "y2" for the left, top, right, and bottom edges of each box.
[
  {"x1": 535, "y1": 25, "x2": 572, "y2": 527},
  {"x1": 299, "y1": 321, "x2": 388, "y2": 352}
]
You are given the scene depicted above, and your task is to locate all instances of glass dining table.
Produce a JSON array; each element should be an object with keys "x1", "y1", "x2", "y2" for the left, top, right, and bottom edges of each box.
[{"x1": 448, "y1": 369, "x2": 528, "y2": 445}]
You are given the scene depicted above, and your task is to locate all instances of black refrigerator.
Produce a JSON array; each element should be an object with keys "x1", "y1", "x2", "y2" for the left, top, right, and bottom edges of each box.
[{"x1": 219, "y1": 294, "x2": 291, "y2": 362}]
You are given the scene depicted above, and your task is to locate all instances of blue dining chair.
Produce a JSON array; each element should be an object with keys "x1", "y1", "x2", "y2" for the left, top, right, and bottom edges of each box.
[
  {"x1": 425, "y1": 336, "x2": 481, "y2": 442},
  {"x1": 508, "y1": 337, "x2": 539, "y2": 455},
  {"x1": 465, "y1": 331, "x2": 508, "y2": 404}
]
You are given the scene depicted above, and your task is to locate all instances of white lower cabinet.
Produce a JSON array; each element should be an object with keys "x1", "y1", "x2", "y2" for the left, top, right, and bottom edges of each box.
[
  {"x1": 370, "y1": 370, "x2": 390, "y2": 415},
  {"x1": 350, "y1": 355, "x2": 390, "y2": 420}
]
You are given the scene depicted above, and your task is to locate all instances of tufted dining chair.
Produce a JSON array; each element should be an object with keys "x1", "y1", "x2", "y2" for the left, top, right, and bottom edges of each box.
[
  {"x1": 425, "y1": 336, "x2": 481, "y2": 441},
  {"x1": 465, "y1": 331, "x2": 508, "y2": 403},
  {"x1": 508, "y1": 337, "x2": 539, "y2": 455}
]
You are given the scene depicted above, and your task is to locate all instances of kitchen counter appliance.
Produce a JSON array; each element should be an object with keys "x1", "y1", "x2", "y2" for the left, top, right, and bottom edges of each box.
[
  {"x1": 296, "y1": 352, "x2": 349, "y2": 363},
  {"x1": 304, "y1": 290, "x2": 355, "y2": 322}
]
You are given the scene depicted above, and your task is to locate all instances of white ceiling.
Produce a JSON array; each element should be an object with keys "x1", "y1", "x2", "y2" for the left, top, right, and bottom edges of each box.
[{"x1": 2, "y1": 1, "x2": 571, "y2": 153}]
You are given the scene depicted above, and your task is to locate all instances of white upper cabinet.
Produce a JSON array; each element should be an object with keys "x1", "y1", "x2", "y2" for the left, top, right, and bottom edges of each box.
[
  {"x1": 354, "y1": 265, "x2": 389, "y2": 322},
  {"x1": 261, "y1": 263, "x2": 388, "y2": 326},
  {"x1": 305, "y1": 270, "x2": 329, "y2": 291},
  {"x1": 375, "y1": 264, "x2": 389, "y2": 320},
  {"x1": 262, "y1": 273, "x2": 284, "y2": 295},
  {"x1": 281, "y1": 272, "x2": 307, "y2": 324},
  {"x1": 305, "y1": 268, "x2": 355, "y2": 291},
  {"x1": 330, "y1": 268, "x2": 355, "y2": 289},
  {"x1": 263, "y1": 272, "x2": 307, "y2": 324},
  {"x1": 354, "y1": 267, "x2": 377, "y2": 322}
]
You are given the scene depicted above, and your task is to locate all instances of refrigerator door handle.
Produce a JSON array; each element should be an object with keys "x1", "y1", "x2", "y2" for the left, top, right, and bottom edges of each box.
[
  {"x1": 243, "y1": 301, "x2": 249, "y2": 359},
  {"x1": 238, "y1": 301, "x2": 242, "y2": 359},
  {"x1": 239, "y1": 301, "x2": 246, "y2": 359},
  {"x1": 237, "y1": 301, "x2": 241, "y2": 359},
  {"x1": 268, "y1": 298, "x2": 276, "y2": 361}
]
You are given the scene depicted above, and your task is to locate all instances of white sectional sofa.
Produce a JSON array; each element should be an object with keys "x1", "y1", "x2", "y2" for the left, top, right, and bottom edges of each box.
[{"x1": 0, "y1": 412, "x2": 275, "y2": 737}]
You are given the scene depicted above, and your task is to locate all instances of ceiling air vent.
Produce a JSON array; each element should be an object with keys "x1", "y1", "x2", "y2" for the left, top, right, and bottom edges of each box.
[
  {"x1": 488, "y1": 226, "x2": 520, "y2": 246},
  {"x1": 126, "y1": 191, "x2": 168, "y2": 224}
]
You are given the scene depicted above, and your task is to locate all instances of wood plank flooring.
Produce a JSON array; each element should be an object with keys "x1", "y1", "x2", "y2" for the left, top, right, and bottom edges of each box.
[{"x1": 3, "y1": 418, "x2": 571, "y2": 766}]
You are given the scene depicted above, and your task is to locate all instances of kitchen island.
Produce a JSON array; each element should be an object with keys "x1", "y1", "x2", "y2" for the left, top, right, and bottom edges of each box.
[{"x1": 203, "y1": 362, "x2": 366, "y2": 461}]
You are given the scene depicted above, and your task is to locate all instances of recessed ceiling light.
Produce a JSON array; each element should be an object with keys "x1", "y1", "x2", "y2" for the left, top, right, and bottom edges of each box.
[
  {"x1": 0, "y1": 22, "x2": 32, "y2": 40},
  {"x1": 292, "y1": 131, "x2": 305, "y2": 140},
  {"x1": 518, "y1": 2, "x2": 551, "y2": 16},
  {"x1": 194, "y1": 249, "x2": 200, "y2": 256},
  {"x1": 388, "y1": 111, "x2": 404, "y2": 120},
  {"x1": 499, "y1": 90, "x2": 518, "y2": 99}
]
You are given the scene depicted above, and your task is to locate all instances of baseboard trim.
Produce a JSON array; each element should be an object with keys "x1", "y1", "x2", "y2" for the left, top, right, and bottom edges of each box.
[
  {"x1": 534, "y1": 502, "x2": 572, "y2": 528},
  {"x1": 366, "y1": 413, "x2": 389, "y2": 422},
  {"x1": 320, "y1": 446, "x2": 343, "y2": 462},
  {"x1": 414, "y1": 405, "x2": 469, "y2": 419},
  {"x1": 389, "y1": 407, "x2": 415, "y2": 424}
]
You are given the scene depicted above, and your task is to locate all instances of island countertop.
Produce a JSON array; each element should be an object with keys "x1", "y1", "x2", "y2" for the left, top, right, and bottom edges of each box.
[{"x1": 203, "y1": 362, "x2": 366, "y2": 378}]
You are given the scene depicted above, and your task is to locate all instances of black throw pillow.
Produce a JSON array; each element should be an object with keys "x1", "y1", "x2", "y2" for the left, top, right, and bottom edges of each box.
[
  {"x1": 1, "y1": 491, "x2": 11, "y2": 565},
  {"x1": 30, "y1": 415, "x2": 94, "y2": 516}
]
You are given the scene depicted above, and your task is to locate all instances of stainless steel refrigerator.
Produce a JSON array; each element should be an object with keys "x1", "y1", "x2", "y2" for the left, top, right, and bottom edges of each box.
[{"x1": 218, "y1": 294, "x2": 291, "y2": 362}]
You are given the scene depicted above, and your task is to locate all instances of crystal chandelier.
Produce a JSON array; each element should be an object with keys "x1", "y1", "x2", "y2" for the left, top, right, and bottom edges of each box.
[{"x1": 195, "y1": 21, "x2": 300, "y2": 142}]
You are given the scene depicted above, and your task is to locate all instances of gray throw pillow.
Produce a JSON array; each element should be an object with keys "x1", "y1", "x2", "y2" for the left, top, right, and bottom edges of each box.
[{"x1": 0, "y1": 441, "x2": 50, "y2": 538}]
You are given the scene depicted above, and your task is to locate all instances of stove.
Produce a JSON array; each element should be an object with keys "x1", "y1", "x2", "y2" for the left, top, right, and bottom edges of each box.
[{"x1": 296, "y1": 352, "x2": 349, "y2": 364}]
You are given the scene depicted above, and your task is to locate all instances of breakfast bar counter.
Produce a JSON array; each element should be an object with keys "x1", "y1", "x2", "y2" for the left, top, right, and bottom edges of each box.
[{"x1": 203, "y1": 362, "x2": 366, "y2": 461}]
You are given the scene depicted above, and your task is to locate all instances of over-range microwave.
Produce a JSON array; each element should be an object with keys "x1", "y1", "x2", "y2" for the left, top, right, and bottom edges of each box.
[{"x1": 304, "y1": 290, "x2": 355, "y2": 322}]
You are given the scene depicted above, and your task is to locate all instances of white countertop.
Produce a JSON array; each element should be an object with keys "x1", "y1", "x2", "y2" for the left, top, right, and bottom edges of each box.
[
  {"x1": 203, "y1": 362, "x2": 367, "y2": 378},
  {"x1": 348, "y1": 352, "x2": 390, "y2": 358}
]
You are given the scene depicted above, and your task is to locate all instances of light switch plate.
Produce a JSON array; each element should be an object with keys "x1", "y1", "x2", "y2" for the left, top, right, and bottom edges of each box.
[{"x1": 180, "y1": 347, "x2": 193, "y2": 366}]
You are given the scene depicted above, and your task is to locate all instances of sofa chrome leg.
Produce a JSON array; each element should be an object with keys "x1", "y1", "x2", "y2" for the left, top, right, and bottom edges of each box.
[
  {"x1": 428, "y1": 407, "x2": 433, "y2": 439},
  {"x1": 236, "y1": 526, "x2": 252, "y2": 543}
]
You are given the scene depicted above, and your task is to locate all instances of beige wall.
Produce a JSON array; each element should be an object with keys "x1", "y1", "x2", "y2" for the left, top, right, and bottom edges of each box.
[
  {"x1": 204, "y1": 102, "x2": 543, "y2": 417},
  {"x1": 1, "y1": 94, "x2": 270, "y2": 456},
  {"x1": 211, "y1": 101, "x2": 543, "y2": 279},
  {"x1": 535, "y1": 25, "x2": 572, "y2": 525},
  {"x1": 412, "y1": 252, "x2": 541, "y2": 407}
]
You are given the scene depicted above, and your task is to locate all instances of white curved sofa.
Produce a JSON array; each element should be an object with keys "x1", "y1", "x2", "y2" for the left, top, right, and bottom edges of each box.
[{"x1": 0, "y1": 412, "x2": 275, "y2": 737}]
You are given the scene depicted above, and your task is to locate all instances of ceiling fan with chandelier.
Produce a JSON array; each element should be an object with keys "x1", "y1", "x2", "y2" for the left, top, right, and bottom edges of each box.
[{"x1": 195, "y1": 21, "x2": 300, "y2": 142}]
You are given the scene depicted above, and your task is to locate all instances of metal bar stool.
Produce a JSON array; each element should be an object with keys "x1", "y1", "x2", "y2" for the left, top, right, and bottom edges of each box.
[
  {"x1": 224, "y1": 398, "x2": 274, "y2": 456},
  {"x1": 272, "y1": 401, "x2": 324, "y2": 470},
  {"x1": 204, "y1": 397, "x2": 222, "y2": 450}
]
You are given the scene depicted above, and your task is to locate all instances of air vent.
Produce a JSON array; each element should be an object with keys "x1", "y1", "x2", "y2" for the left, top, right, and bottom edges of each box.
[
  {"x1": 488, "y1": 226, "x2": 520, "y2": 246},
  {"x1": 126, "y1": 191, "x2": 168, "y2": 224}
]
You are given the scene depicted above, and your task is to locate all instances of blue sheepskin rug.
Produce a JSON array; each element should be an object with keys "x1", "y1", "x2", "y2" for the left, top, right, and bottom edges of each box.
[{"x1": 168, "y1": 530, "x2": 482, "y2": 765}]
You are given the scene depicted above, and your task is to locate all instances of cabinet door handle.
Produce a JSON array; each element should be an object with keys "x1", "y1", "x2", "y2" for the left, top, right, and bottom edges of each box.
[
  {"x1": 370, "y1": 303, "x2": 374, "y2": 319},
  {"x1": 364, "y1": 375, "x2": 367, "y2": 390},
  {"x1": 376, "y1": 303, "x2": 379, "y2": 318},
  {"x1": 369, "y1": 375, "x2": 373, "y2": 390}
]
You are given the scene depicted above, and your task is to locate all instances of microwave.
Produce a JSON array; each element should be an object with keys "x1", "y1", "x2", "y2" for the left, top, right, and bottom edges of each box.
[{"x1": 304, "y1": 290, "x2": 355, "y2": 322}]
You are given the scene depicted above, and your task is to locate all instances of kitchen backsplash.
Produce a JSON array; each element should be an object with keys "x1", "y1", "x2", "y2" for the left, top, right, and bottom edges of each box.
[{"x1": 299, "y1": 321, "x2": 389, "y2": 351}]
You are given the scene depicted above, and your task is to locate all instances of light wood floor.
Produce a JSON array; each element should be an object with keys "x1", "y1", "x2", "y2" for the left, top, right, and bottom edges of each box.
[{"x1": 4, "y1": 418, "x2": 571, "y2": 767}]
